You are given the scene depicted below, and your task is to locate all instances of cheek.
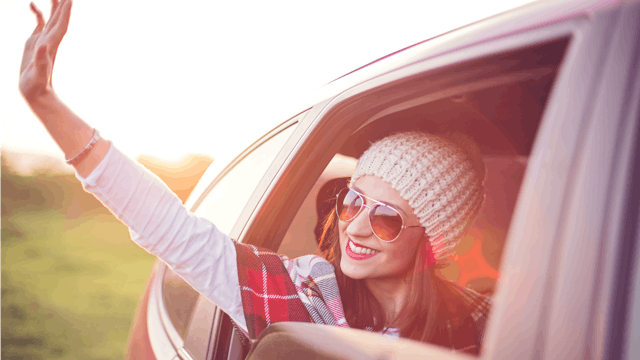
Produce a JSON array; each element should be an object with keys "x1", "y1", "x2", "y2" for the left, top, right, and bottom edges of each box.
[
  {"x1": 338, "y1": 220, "x2": 347, "y2": 233},
  {"x1": 382, "y1": 236, "x2": 421, "y2": 266},
  {"x1": 383, "y1": 244, "x2": 412, "y2": 262},
  {"x1": 337, "y1": 221, "x2": 347, "y2": 245}
]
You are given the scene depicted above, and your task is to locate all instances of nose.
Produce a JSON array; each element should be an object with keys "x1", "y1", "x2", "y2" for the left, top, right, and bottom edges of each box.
[{"x1": 345, "y1": 205, "x2": 373, "y2": 239}]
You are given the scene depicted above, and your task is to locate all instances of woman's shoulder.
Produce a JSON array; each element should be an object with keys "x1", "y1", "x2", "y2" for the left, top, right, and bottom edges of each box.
[
  {"x1": 279, "y1": 254, "x2": 335, "y2": 279},
  {"x1": 234, "y1": 243, "x2": 334, "y2": 278}
]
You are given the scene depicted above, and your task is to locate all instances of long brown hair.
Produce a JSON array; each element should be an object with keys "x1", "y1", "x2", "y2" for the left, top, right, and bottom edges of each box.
[{"x1": 318, "y1": 208, "x2": 471, "y2": 343}]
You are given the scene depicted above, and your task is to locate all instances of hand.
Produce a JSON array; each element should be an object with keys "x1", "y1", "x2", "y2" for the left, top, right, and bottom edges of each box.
[{"x1": 19, "y1": 0, "x2": 73, "y2": 102}]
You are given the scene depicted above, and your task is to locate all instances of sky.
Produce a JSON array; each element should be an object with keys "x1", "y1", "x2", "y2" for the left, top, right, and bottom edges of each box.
[{"x1": 1, "y1": 0, "x2": 535, "y2": 163}]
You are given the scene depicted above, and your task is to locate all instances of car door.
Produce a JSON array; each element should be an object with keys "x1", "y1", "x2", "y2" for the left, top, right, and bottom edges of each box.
[
  {"x1": 211, "y1": 1, "x2": 640, "y2": 359},
  {"x1": 146, "y1": 2, "x2": 640, "y2": 360},
  {"x1": 522, "y1": 7, "x2": 640, "y2": 360}
]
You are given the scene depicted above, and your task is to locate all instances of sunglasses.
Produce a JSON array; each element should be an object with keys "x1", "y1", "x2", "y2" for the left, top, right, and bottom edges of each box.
[{"x1": 336, "y1": 187, "x2": 424, "y2": 242}]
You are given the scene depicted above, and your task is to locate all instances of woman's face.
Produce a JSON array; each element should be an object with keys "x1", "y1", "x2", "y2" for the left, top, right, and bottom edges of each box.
[{"x1": 338, "y1": 175, "x2": 425, "y2": 281}]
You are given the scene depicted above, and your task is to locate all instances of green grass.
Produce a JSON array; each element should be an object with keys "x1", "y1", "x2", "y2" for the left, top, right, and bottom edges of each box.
[{"x1": 2, "y1": 208, "x2": 156, "y2": 359}]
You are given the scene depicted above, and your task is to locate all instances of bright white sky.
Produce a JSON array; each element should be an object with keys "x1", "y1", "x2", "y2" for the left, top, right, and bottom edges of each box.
[{"x1": 1, "y1": 0, "x2": 534, "y2": 162}]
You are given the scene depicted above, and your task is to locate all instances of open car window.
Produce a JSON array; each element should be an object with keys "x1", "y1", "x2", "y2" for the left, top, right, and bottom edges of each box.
[{"x1": 273, "y1": 35, "x2": 569, "y2": 348}]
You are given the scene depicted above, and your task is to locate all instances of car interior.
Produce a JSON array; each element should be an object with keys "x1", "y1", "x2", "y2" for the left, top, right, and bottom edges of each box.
[
  {"x1": 276, "y1": 39, "x2": 564, "y2": 295},
  {"x1": 236, "y1": 38, "x2": 571, "y2": 360}
]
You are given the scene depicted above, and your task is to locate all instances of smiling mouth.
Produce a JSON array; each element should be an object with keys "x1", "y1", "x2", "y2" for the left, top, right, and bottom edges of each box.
[{"x1": 345, "y1": 239, "x2": 380, "y2": 260}]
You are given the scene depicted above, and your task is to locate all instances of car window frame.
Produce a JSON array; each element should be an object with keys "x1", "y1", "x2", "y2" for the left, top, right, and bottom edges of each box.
[
  {"x1": 239, "y1": 24, "x2": 581, "y2": 251},
  {"x1": 225, "y1": 15, "x2": 608, "y2": 360},
  {"x1": 598, "y1": 9, "x2": 640, "y2": 359},
  {"x1": 189, "y1": 111, "x2": 309, "y2": 215},
  {"x1": 159, "y1": 4, "x2": 640, "y2": 360}
]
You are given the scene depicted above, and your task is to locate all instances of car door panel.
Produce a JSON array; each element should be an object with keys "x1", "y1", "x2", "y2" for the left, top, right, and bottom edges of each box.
[
  {"x1": 541, "y1": 6, "x2": 640, "y2": 359},
  {"x1": 184, "y1": 294, "x2": 218, "y2": 360},
  {"x1": 482, "y1": 9, "x2": 622, "y2": 359}
]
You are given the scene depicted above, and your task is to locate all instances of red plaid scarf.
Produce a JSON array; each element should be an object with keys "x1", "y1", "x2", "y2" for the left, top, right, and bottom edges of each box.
[{"x1": 235, "y1": 242, "x2": 490, "y2": 355}]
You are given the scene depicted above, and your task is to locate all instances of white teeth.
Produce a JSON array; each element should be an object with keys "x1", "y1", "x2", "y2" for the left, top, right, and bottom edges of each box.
[{"x1": 348, "y1": 240, "x2": 379, "y2": 255}]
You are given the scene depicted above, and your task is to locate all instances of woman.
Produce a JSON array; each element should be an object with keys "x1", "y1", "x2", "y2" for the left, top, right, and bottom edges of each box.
[{"x1": 19, "y1": 0, "x2": 489, "y2": 355}]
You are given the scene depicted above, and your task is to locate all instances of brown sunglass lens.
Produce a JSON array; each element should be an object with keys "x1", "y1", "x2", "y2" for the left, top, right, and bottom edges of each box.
[
  {"x1": 337, "y1": 189, "x2": 362, "y2": 221},
  {"x1": 370, "y1": 205, "x2": 403, "y2": 241}
]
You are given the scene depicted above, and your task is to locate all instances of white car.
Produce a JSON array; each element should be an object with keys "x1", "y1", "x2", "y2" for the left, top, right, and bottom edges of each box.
[{"x1": 126, "y1": 0, "x2": 640, "y2": 359}]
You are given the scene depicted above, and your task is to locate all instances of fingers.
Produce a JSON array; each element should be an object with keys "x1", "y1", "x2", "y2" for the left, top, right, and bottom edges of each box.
[
  {"x1": 30, "y1": 2, "x2": 45, "y2": 34},
  {"x1": 47, "y1": 0, "x2": 71, "y2": 33},
  {"x1": 54, "y1": 0, "x2": 73, "y2": 35},
  {"x1": 47, "y1": 0, "x2": 72, "y2": 83},
  {"x1": 50, "y1": 0, "x2": 60, "y2": 18},
  {"x1": 46, "y1": 0, "x2": 72, "y2": 44}
]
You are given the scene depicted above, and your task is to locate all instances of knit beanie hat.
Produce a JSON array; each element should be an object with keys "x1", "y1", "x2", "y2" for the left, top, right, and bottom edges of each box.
[{"x1": 350, "y1": 132, "x2": 485, "y2": 261}]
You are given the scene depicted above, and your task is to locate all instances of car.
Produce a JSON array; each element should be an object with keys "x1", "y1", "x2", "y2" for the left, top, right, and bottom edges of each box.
[{"x1": 124, "y1": 0, "x2": 640, "y2": 359}]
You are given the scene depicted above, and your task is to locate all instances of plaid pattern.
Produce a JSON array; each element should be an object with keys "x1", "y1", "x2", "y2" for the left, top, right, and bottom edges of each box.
[
  {"x1": 280, "y1": 254, "x2": 350, "y2": 328},
  {"x1": 235, "y1": 242, "x2": 490, "y2": 354},
  {"x1": 235, "y1": 243, "x2": 311, "y2": 339}
]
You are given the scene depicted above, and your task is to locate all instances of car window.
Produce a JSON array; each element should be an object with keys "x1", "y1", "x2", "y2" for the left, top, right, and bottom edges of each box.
[
  {"x1": 279, "y1": 38, "x2": 568, "y2": 295},
  {"x1": 193, "y1": 124, "x2": 297, "y2": 234},
  {"x1": 162, "y1": 122, "x2": 298, "y2": 340},
  {"x1": 271, "y1": 38, "x2": 569, "y2": 353}
]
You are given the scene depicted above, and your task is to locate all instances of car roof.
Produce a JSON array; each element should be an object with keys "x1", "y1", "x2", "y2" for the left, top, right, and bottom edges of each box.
[
  {"x1": 303, "y1": 0, "x2": 627, "y2": 107},
  {"x1": 188, "y1": 0, "x2": 627, "y2": 209}
]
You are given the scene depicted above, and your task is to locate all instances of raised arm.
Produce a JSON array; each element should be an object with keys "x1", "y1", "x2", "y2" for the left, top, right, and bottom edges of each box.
[
  {"x1": 19, "y1": 0, "x2": 109, "y2": 177},
  {"x1": 18, "y1": 0, "x2": 250, "y2": 332}
]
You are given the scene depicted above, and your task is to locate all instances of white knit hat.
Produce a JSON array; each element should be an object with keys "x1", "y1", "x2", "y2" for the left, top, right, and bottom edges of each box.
[{"x1": 350, "y1": 132, "x2": 485, "y2": 260}]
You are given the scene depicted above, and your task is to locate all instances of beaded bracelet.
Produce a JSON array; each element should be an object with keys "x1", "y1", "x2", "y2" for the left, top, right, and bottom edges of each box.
[{"x1": 65, "y1": 129, "x2": 101, "y2": 166}]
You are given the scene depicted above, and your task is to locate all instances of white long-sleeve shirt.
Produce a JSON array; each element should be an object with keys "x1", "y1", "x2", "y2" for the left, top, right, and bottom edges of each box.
[
  {"x1": 77, "y1": 144, "x2": 248, "y2": 332},
  {"x1": 77, "y1": 143, "x2": 405, "y2": 339}
]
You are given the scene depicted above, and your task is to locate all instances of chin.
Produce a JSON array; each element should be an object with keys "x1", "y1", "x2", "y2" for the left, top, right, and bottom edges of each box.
[{"x1": 339, "y1": 256, "x2": 371, "y2": 280}]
